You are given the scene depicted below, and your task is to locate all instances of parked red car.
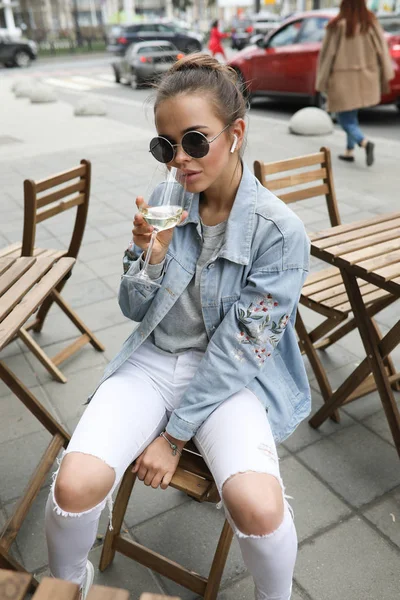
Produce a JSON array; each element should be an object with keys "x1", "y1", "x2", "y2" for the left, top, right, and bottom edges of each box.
[{"x1": 228, "y1": 9, "x2": 400, "y2": 111}]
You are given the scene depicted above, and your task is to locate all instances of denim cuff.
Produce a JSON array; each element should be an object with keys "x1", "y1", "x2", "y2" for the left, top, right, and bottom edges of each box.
[{"x1": 166, "y1": 412, "x2": 197, "y2": 441}]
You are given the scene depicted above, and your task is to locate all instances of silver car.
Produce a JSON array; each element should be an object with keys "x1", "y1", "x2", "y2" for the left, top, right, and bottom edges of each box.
[{"x1": 112, "y1": 41, "x2": 185, "y2": 88}]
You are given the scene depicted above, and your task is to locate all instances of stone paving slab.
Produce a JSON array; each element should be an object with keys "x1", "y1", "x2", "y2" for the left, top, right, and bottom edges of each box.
[{"x1": 295, "y1": 516, "x2": 400, "y2": 600}]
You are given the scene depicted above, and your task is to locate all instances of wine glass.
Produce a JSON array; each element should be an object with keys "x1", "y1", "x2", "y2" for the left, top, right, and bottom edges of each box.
[{"x1": 123, "y1": 167, "x2": 188, "y2": 291}]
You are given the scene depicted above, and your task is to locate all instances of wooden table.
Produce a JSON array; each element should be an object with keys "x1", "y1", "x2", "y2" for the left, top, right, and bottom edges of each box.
[
  {"x1": 0, "y1": 257, "x2": 74, "y2": 580},
  {"x1": 308, "y1": 212, "x2": 400, "y2": 457},
  {"x1": 0, "y1": 569, "x2": 130, "y2": 599}
]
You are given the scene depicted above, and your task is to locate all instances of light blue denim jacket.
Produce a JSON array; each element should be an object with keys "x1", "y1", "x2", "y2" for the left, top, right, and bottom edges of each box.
[{"x1": 89, "y1": 163, "x2": 311, "y2": 443}]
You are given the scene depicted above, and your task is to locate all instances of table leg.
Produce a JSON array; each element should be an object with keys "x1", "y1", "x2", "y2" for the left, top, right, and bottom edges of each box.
[
  {"x1": 341, "y1": 269, "x2": 400, "y2": 457},
  {"x1": 0, "y1": 361, "x2": 70, "y2": 442}
]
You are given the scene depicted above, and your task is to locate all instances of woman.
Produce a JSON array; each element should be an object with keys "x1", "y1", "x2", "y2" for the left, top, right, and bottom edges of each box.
[
  {"x1": 316, "y1": 0, "x2": 394, "y2": 166},
  {"x1": 45, "y1": 54, "x2": 311, "y2": 600},
  {"x1": 208, "y1": 19, "x2": 229, "y2": 60}
]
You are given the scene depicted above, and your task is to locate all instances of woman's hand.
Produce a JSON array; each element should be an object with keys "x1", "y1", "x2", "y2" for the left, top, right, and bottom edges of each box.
[
  {"x1": 133, "y1": 197, "x2": 187, "y2": 265},
  {"x1": 132, "y1": 436, "x2": 181, "y2": 490}
]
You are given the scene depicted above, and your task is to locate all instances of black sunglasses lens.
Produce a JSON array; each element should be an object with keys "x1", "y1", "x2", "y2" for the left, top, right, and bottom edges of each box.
[
  {"x1": 150, "y1": 137, "x2": 174, "y2": 163},
  {"x1": 182, "y1": 131, "x2": 209, "y2": 159}
]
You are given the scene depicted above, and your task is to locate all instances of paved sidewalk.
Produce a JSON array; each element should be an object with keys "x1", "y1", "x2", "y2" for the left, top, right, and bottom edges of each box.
[{"x1": 0, "y1": 77, "x2": 399, "y2": 600}]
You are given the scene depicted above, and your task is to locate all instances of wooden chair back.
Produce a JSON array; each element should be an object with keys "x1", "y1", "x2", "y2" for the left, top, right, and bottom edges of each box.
[
  {"x1": 254, "y1": 146, "x2": 341, "y2": 228},
  {"x1": 21, "y1": 159, "x2": 91, "y2": 258}
]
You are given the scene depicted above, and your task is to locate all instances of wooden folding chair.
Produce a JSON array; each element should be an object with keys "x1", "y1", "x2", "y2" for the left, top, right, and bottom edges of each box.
[
  {"x1": 254, "y1": 147, "x2": 399, "y2": 420},
  {"x1": 0, "y1": 159, "x2": 104, "y2": 383},
  {"x1": 99, "y1": 441, "x2": 233, "y2": 600}
]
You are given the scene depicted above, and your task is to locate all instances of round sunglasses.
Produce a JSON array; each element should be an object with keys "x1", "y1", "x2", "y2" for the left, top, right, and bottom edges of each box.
[{"x1": 149, "y1": 124, "x2": 231, "y2": 164}]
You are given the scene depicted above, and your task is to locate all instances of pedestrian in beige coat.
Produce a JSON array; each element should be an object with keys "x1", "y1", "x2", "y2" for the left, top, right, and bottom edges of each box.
[{"x1": 316, "y1": 0, "x2": 394, "y2": 166}]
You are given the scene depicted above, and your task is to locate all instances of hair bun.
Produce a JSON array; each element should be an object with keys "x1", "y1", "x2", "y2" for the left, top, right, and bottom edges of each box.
[{"x1": 170, "y1": 52, "x2": 238, "y2": 84}]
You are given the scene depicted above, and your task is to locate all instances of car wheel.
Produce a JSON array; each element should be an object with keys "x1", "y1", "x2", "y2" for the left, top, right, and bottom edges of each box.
[
  {"x1": 14, "y1": 50, "x2": 31, "y2": 68},
  {"x1": 313, "y1": 92, "x2": 327, "y2": 111},
  {"x1": 113, "y1": 66, "x2": 121, "y2": 84},
  {"x1": 396, "y1": 100, "x2": 400, "y2": 112},
  {"x1": 185, "y1": 42, "x2": 201, "y2": 54}
]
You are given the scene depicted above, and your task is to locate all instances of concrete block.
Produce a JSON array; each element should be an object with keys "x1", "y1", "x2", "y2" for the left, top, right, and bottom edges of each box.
[
  {"x1": 289, "y1": 107, "x2": 334, "y2": 136},
  {"x1": 296, "y1": 516, "x2": 400, "y2": 600},
  {"x1": 298, "y1": 424, "x2": 400, "y2": 507},
  {"x1": 74, "y1": 97, "x2": 107, "y2": 117},
  {"x1": 12, "y1": 80, "x2": 37, "y2": 98},
  {"x1": 30, "y1": 84, "x2": 57, "y2": 104}
]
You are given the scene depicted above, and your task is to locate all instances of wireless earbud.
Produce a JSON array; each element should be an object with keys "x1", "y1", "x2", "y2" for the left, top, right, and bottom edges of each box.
[{"x1": 230, "y1": 134, "x2": 238, "y2": 153}]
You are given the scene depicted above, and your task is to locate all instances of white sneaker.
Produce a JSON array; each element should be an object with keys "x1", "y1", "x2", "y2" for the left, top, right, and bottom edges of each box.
[{"x1": 81, "y1": 561, "x2": 94, "y2": 600}]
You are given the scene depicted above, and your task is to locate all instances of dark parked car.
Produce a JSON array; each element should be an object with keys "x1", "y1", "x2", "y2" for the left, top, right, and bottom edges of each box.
[
  {"x1": 0, "y1": 34, "x2": 37, "y2": 67},
  {"x1": 112, "y1": 41, "x2": 185, "y2": 88},
  {"x1": 107, "y1": 22, "x2": 203, "y2": 56}
]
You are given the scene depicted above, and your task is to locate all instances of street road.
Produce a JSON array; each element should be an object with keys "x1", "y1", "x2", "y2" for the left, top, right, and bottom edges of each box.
[{"x1": 2, "y1": 53, "x2": 399, "y2": 142}]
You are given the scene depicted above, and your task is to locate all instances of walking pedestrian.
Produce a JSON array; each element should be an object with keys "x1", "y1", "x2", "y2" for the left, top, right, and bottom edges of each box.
[
  {"x1": 208, "y1": 19, "x2": 229, "y2": 60},
  {"x1": 316, "y1": 0, "x2": 394, "y2": 166},
  {"x1": 44, "y1": 53, "x2": 311, "y2": 600}
]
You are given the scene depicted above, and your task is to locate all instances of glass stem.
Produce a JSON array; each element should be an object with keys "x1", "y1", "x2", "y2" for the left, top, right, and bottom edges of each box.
[{"x1": 141, "y1": 229, "x2": 158, "y2": 275}]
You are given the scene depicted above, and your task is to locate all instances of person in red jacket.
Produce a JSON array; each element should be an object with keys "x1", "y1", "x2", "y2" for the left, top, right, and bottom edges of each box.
[{"x1": 208, "y1": 19, "x2": 229, "y2": 60}]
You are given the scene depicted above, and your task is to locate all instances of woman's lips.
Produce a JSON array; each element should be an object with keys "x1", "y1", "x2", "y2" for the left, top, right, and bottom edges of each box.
[{"x1": 183, "y1": 171, "x2": 202, "y2": 184}]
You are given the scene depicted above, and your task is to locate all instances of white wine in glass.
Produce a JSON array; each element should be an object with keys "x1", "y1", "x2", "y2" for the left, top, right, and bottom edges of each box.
[{"x1": 124, "y1": 166, "x2": 187, "y2": 290}]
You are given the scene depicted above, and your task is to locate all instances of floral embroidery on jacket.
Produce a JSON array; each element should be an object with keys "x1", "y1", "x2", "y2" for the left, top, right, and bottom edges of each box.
[{"x1": 232, "y1": 294, "x2": 289, "y2": 366}]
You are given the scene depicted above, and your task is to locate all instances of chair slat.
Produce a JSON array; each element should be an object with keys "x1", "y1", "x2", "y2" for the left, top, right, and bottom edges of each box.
[
  {"x1": 266, "y1": 167, "x2": 327, "y2": 191},
  {"x1": 334, "y1": 286, "x2": 393, "y2": 313},
  {"x1": 303, "y1": 266, "x2": 340, "y2": 287},
  {"x1": 0, "y1": 257, "x2": 16, "y2": 276},
  {"x1": 31, "y1": 577, "x2": 79, "y2": 600},
  {"x1": 278, "y1": 183, "x2": 329, "y2": 204},
  {"x1": 260, "y1": 152, "x2": 325, "y2": 175},
  {"x1": 303, "y1": 273, "x2": 343, "y2": 297},
  {"x1": 34, "y1": 164, "x2": 86, "y2": 192},
  {"x1": 170, "y1": 467, "x2": 211, "y2": 500},
  {"x1": 309, "y1": 278, "x2": 371, "y2": 304},
  {"x1": 323, "y1": 281, "x2": 380, "y2": 308},
  {"x1": 36, "y1": 194, "x2": 85, "y2": 224},
  {"x1": 0, "y1": 258, "x2": 74, "y2": 345},
  {"x1": 0, "y1": 570, "x2": 32, "y2": 599},
  {"x1": 311, "y1": 212, "x2": 400, "y2": 245},
  {"x1": 0, "y1": 257, "x2": 55, "y2": 322},
  {"x1": 0, "y1": 257, "x2": 36, "y2": 297},
  {"x1": 316, "y1": 217, "x2": 400, "y2": 249},
  {"x1": 327, "y1": 227, "x2": 400, "y2": 256},
  {"x1": 343, "y1": 238, "x2": 400, "y2": 264},
  {"x1": 0, "y1": 243, "x2": 22, "y2": 259},
  {"x1": 37, "y1": 180, "x2": 86, "y2": 208}
]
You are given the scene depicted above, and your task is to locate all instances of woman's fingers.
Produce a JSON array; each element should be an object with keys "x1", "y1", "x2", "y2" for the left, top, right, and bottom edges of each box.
[{"x1": 160, "y1": 471, "x2": 173, "y2": 490}]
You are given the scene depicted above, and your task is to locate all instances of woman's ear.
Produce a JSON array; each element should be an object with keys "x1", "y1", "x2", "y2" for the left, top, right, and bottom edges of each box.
[{"x1": 231, "y1": 118, "x2": 246, "y2": 153}]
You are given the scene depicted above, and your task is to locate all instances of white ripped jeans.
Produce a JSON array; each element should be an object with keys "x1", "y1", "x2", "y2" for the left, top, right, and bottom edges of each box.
[{"x1": 45, "y1": 340, "x2": 297, "y2": 600}]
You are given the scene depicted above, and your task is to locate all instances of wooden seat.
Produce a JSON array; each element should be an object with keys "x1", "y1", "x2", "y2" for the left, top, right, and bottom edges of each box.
[
  {"x1": 99, "y1": 441, "x2": 233, "y2": 600},
  {"x1": 0, "y1": 159, "x2": 104, "y2": 383},
  {"x1": 254, "y1": 147, "x2": 399, "y2": 419}
]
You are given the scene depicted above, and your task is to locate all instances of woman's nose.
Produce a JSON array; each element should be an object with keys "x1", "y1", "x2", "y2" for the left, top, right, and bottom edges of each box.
[{"x1": 174, "y1": 144, "x2": 191, "y2": 165}]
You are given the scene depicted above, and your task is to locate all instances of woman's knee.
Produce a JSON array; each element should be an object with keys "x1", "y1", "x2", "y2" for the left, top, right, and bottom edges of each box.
[
  {"x1": 222, "y1": 472, "x2": 284, "y2": 536},
  {"x1": 54, "y1": 452, "x2": 115, "y2": 513}
]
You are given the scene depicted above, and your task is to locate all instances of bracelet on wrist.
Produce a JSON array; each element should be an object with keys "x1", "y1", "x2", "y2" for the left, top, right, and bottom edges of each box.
[{"x1": 160, "y1": 432, "x2": 182, "y2": 457}]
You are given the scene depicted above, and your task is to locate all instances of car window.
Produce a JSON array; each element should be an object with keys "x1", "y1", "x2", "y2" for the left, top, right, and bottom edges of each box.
[
  {"x1": 157, "y1": 24, "x2": 174, "y2": 32},
  {"x1": 298, "y1": 17, "x2": 329, "y2": 43},
  {"x1": 378, "y1": 14, "x2": 400, "y2": 34},
  {"x1": 268, "y1": 20, "x2": 303, "y2": 47},
  {"x1": 138, "y1": 24, "x2": 159, "y2": 33},
  {"x1": 126, "y1": 26, "x2": 139, "y2": 34}
]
